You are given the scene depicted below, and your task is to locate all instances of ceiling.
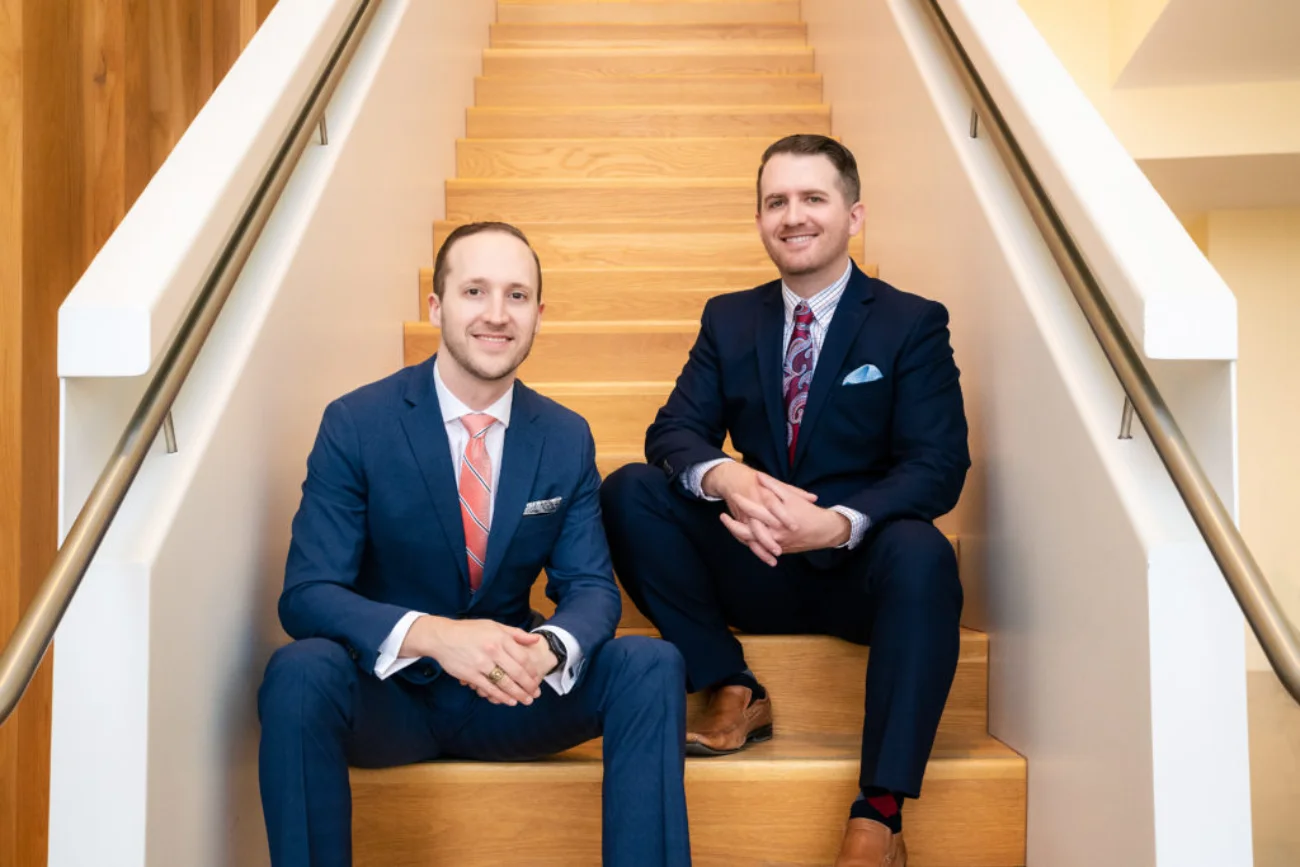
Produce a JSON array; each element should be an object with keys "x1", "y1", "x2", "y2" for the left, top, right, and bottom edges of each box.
[{"x1": 1116, "y1": 0, "x2": 1300, "y2": 87}]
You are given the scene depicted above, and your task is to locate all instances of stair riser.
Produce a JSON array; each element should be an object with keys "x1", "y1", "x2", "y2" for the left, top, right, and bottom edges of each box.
[
  {"x1": 475, "y1": 75, "x2": 822, "y2": 107},
  {"x1": 433, "y1": 222, "x2": 844, "y2": 270},
  {"x1": 351, "y1": 767, "x2": 1025, "y2": 867},
  {"x1": 419, "y1": 267, "x2": 747, "y2": 323},
  {"x1": 445, "y1": 183, "x2": 771, "y2": 223},
  {"x1": 466, "y1": 106, "x2": 829, "y2": 139},
  {"x1": 404, "y1": 324, "x2": 694, "y2": 382},
  {"x1": 497, "y1": 2, "x2": 803, "y2": 25},
  {"x1": 457, "y1": 137, "x2": 774, "y2": 179},
  {"x1": 490, "y1": 23, "x2": 807, "y2": 49},
  {"x1": 482, "y1": 49, "x2": 816, "y2": 78}
]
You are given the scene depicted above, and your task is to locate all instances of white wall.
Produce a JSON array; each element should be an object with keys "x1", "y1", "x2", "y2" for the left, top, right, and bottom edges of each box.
[
  {"x1": 803, "y1": 0, "x2": 1251, "y2": 864},
  {"x1": 49, "y1": 2, "x2": 494, "y2": 864}
]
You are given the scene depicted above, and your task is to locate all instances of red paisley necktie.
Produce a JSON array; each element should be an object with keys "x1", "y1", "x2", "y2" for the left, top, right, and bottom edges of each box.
[{"x1": 782, "y1": 302, "x2": 816, "y2": 466}]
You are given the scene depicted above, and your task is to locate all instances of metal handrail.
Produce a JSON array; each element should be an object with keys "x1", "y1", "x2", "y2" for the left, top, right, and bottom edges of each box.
[
  {"x1": 0, "y1": 0, "x2": 382, "y2": 725},
  {"x1": 920, "y1": 0, "x2": 1300, "y2": 704}
]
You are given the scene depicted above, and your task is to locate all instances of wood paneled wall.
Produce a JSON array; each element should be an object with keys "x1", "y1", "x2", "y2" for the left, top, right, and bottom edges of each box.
[{"x1": 0, "y1": 1, "x2": 276, "y2": 863}]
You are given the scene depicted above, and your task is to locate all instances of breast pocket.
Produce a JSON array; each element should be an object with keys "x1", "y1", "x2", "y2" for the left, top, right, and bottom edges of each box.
[{"x1": 829, "y1": 377, "x2": 894, "y2": 444}]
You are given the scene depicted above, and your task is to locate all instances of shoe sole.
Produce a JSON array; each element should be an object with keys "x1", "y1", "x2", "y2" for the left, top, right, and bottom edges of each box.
[{"x1": 684, "y1": 723, "x2": 774, "y2": 757}]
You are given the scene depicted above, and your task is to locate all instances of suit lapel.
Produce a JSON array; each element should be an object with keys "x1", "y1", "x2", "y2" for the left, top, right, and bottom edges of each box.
[
  {"x1": 471, "y1": 382, "x2": 543, "y2": 607},
  {"x1": 754, "y1": 283, "x2": 790, "y2": 475},
  {"x1": 398, "y1": 357, "x2": 470, "y2": 595},
  {"x1": 792, "y1": 266, "x2": 875, "y2": 471}
]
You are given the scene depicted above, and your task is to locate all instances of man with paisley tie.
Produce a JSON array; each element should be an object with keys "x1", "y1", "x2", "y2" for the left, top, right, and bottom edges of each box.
[
  {"x1": 258, "y1": 223, "x2": 691, "y2": 867},
  {"x1": 601, "y1": 136, "x2": 970, "y2": 867}
]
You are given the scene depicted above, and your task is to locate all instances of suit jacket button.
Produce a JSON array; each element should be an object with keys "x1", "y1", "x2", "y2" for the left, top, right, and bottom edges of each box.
[
  {"x1": 420, "y1": 665, "x2": 435, "y2": 678},
  {"x1": 347, "y1": 648, "x2": 360, "y2": 662}
]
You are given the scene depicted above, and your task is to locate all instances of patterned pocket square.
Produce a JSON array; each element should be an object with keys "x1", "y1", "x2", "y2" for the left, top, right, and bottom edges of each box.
[
  {"x1": 842, "y1": 364, "x2": 884, "y2": 385},
  {"x1": 523, "y1": 497, "x2": 563, "y2": 516}
]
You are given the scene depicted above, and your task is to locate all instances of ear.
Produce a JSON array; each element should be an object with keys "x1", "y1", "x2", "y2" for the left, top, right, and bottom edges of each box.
[
  {"x1": 428, "y1": 292, "x2": 442, "y2": 328},
  {"x1": 534, "y1": 300, "x2": 545, "y2": 336},
  {"x1": 849, "y1": 201, "x2": 866, "y2": 236}
]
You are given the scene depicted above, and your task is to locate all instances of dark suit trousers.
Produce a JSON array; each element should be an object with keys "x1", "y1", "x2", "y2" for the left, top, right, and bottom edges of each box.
[
  {"x1": 257, "y1": 634, "x2": 689, "y2": 867},
  {"x1": 601, "y1": 464, "x2": 962, "y2": 798}
]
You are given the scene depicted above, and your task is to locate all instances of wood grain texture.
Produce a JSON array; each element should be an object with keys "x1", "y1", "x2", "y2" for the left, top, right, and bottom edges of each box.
[
  {"x1": 351, "y1": 731, "x2": 1025, "y2": 867},
  {"x1": 466, "y1": 103, "x2": 829, "y2": 139},
  {"x1": 456, "y1": 135, "x2": 778, "y2": 178},
  {"x1": 404, "y1": 321, "x2": 698, "y2": 381},
  {"x1": 481, "y1": 46, "x2": 816, "y2": 77},
  {"x1": 497, "y1": 1, "x2": 803, "y2": 25},
  {"x1": 475, "y1": 73, "x2": 822, "y2": 107},
  {"x1": 0, "y1": 3, "x2": 275, "y2": 863},
  {"x1": 489, "y1": 21, "x2": 808, "y2": 47},
  {"x1": 432, "y1": 219, "x2": 866, "y2": 268}
]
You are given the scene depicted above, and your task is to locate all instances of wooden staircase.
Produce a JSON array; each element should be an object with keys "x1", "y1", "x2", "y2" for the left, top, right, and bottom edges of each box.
[{"x1": 354, "y1": 2, "x2": 1027, "y2": 864}]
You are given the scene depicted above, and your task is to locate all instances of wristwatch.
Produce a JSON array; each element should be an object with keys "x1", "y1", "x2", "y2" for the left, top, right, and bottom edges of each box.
[{"x1": 539, "y1": 629, "x2": 568, "y2": 675}]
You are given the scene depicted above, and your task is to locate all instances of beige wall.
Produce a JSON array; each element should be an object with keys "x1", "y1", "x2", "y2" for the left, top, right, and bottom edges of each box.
[{"x1": 1204, "y1": 209, "x2": 1300, "y2": 670}]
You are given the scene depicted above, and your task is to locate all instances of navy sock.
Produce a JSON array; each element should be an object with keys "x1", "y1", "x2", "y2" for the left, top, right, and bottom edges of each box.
[
  {"x1": 712, "y1": 669, "x2": 767, "y2": 702},
  {"x1": 850, "y1": 787, "x2": 903, "y2": 834}
]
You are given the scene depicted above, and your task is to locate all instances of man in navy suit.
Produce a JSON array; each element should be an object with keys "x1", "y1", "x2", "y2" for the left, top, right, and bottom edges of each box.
[
  {"x1": 259, "y1": 222, "x2": 690, "y2": 867},
  {"x1": 601, "y1": 135, "x2": 969, "y2": 867}
]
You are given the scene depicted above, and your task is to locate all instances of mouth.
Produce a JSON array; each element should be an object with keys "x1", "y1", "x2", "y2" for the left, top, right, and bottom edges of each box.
[
  {"x1": 779, "y1": 233, "x2": 818, "y2": 249},
  {"x1": 472, "y1": 333, "x2": 513, "y2": 348}
]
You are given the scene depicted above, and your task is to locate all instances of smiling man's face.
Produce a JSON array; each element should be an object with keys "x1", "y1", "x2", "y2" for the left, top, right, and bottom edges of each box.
[
  {"x1": 430, "y1": 229, "x2": 543, "y2": 388},
  {"x1": 756, "y1": 152, "x2": 865, "y2": 294}
]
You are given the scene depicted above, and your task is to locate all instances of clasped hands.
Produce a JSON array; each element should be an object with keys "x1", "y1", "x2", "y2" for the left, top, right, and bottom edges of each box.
[
  {"x1": 400, "y1": 615, "x2": 557, "y2": 707},
  {"x1": 702, "y1": 461, "x2": 850, "y2": 567}
]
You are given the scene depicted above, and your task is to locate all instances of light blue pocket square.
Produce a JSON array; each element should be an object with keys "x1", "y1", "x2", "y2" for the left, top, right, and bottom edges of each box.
[{"x1": 842, "y1": 364, "x2": 884, "y2": 385}]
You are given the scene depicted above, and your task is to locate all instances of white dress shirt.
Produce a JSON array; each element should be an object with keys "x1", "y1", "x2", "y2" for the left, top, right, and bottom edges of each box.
[
  {"x1": 373, "y1": 358, "x2": 583, "y2": 694},
  {"x1": 683, "y1": 261, "x2": 869, "y2": 549}
]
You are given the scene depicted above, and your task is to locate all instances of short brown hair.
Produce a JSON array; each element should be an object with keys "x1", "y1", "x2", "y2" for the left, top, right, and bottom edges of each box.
[
  {"x1": 756, "y1": 134, "x2": 861, "y2": 209},
  {"x1": 432, "y1": 221, "x2": 543, "y2": 301}
]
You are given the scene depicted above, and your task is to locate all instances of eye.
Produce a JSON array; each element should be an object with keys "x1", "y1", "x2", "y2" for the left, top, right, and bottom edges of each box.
[
  {"x1": 766, "y1": 198, "x2": 785, "y2": 210},
  {"x1": 808, "y1": 195, "x2": 825, "y2": 204},
  {"x1": 465, "y1": 286, "x2": 483, "y2": 296},
  {"x1": 510, "y1": 291, "x2": 529, "y2": 301}
]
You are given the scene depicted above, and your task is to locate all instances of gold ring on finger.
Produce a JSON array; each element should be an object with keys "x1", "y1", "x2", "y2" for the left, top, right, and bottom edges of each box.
[{"x1": 487, "y1": 665, "x2": 507, "y2": 685}]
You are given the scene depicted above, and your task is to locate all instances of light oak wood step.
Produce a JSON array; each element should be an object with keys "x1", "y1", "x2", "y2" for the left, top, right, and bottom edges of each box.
[
  {"x1": 351, "y1": 730, "x2": 1026, "y2": 867},
  {"x1": 489, "y1": 22, "x2": 807, "y2": 48},
  {"x1": 466, "y1": 104, "x2": 829, "y2": 139},
  {"x1": 497, "y1": 1, "x2": 803, "y2": 25},
  {"x1": 531, "y1": 381, "x2": 670, "y2": 445},
  {"x1": 473, "y1": 105, "x2": 826, "y2": 141},
  {"x1": 457, "y1": 136, "x2": 777, "y2": 178},
  {"x1": 475, "y1": 73, "x2": 822, "y2": 107},
  {"x1": 481, "y1": 46, "x2": 816, "y2": 77},
  {"x1": 445, "y1": 178, "x2": 783, "y2": 222},
  {"x1": 417, "y1": 266, "x2": 775, "y2": 323},
  {"x1": 404, "y1": 321, "x2": 697, "y2": 381},
  {"x1": 430, "y1": 220, "x2": 866, "y2": 269}
]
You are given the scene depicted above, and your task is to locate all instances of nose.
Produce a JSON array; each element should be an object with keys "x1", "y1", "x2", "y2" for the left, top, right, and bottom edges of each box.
[
  {"x1": 484, "y1": 291, "x2": 508, "y2": 324},
  {"x1": 784, "y1": 198, "x2": 805, "y2": 226}
]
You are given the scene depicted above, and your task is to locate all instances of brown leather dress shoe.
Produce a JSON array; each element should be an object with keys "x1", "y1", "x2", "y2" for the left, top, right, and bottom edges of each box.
[
  {"x1": 684, "y1": 684, "x2": 773, "y2": 756},
  {"x1": 834, "y1": 818, "x2": 907, "y2": 867}
]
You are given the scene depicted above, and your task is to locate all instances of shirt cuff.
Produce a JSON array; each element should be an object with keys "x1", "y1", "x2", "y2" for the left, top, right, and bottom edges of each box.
[
  {"x1": 829, "y1": 506, "x2": 870, "y2": 550},
  {"x1": 374, "y1": 610, "x2": 425, "y2": 680},
  {"x1": 532, "y1": 625, "x2": 583, "y2": 696},
  {"x1": 682, "y1": 457, "x2": 733, "y2": 501}
]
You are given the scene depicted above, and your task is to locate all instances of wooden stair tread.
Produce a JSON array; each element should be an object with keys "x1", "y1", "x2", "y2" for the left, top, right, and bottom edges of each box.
[
  {"x1": 497, "y1": 1, "x2": 803, "y2": 25},
  {"x1": 490, "y1": 22, "x2": 808, "y2": 42},
  {"x1": 481, "y1": 46, "x2": 816, "y2": 77},
  {"x1": 475, "y1": 74, "x2": 822, "y2": 107},
  {"x1": 456, "y1": 136, "x2": 786, "y2": 178},
  {"x1": 352, "y1": 730, "x2": 1019, "y2": 782}
]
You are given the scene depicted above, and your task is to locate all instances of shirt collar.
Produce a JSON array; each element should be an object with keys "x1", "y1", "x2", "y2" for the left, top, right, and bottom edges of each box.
[
  {"x1": 433, "y1": 356, "x2": 514, "y2": 429},
  {"x1": 781, "y1": 260, "x2": 853, "y2": 321}
]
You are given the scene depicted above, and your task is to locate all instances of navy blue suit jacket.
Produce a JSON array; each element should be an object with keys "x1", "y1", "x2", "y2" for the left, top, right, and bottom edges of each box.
[
  {"x1": 280, "y1": 355, "x2": 622, "y2": 686},
  {"x1": 646, "y1": 263, "x2": 970, "y2": 563}
]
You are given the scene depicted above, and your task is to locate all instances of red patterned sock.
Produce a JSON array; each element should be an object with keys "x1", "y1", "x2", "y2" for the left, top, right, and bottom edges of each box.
[{"x1": 850, "y1": 787, "x2": 903, "y2": 834}]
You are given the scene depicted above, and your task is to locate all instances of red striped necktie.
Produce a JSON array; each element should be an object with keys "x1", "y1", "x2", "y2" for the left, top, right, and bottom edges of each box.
[{"x1": 458, "y1": 413, "x2": 496, "y2": 592}]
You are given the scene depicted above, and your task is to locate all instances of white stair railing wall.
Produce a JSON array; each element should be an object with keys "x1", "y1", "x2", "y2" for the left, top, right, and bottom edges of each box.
[{"x1": 803, "y1": 1, "x2": 1250, "y2": 865}]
